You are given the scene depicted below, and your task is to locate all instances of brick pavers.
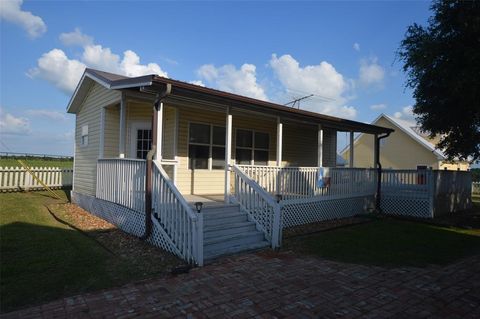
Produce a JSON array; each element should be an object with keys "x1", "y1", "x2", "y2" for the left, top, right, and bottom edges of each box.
[{"x1": 2, "y1": 251, "x2": 480, "y2": 318}]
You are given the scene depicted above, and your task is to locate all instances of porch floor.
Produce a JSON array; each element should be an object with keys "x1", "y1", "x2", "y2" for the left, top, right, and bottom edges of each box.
[{"x1": 184, "y1": 194, "x2": 225, "y2": 208}]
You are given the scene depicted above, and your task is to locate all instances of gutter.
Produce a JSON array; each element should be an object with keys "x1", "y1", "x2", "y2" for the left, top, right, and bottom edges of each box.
[
  {"x1": 375, "y1": 132, "x2": 391, "y2": 213},
  {"x1": 140, "y1": 83, "x2": 172, "y2": 240}
]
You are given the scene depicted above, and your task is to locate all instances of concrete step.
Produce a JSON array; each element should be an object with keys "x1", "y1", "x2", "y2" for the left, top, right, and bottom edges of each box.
[
  {"x1": 204, "y1": 240, "x2": 270, "y2": 261},
  {"x1": 204, "y1": 221, "x2": 257, "y2": 239},
  {"x1": 204, "y1": 231, "x2": 265, "y2": 251},
  {"x1": 204, "y1": 213, "x2": 248, "y2": 226}
]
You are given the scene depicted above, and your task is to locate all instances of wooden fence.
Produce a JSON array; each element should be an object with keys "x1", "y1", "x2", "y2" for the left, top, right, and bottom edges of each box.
[{"x1": 0, "y1": 166, "x2": 73, "y2": 192}]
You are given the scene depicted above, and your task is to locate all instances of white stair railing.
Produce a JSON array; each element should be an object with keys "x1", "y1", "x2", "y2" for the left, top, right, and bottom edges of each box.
[
  {"x1": 152, "y1": 161, "x2": 203, "y2": 266},
  {"x1": 232, "y1": 165, "x2": 281, "y2": 248}
]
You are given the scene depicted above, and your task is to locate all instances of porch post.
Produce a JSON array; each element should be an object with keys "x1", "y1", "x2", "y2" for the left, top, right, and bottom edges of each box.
[
  {"x1": 173, "y1": 107, "x2": 179, "y2": 185},
  {"x1": 349, "y1": 131, "x2": 354, "y2": 168},
  {"x1": 155, "y1": 102, "x2": 163, "y2": 160},
  {"x1": 224, "y1": 107, "x2": 233, "y2": 203},
  {"x1": 317, "y1": 125, "x2": 323, "y2": 167},
  {"x1": 276, "y1": 117, "x2": 283, "y2": 166},
  {"x1": 373, "y1": 134, "x2": 379, "y2": 168},
  {"x1": 119, "y1": 93, "x2": 126, "y2": 158}
]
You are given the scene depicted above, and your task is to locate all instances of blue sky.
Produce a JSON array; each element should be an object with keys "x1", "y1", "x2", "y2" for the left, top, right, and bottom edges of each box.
[{"x1": 0, "y1": 0, "x2": 432, "y2": 155}]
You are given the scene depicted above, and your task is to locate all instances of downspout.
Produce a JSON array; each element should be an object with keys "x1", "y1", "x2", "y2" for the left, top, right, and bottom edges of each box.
[
  {"x1": 141, "y1": 83, "x2": 172, "y2": 240},
  {"x1": 375, "y1": 132, "x2": 391, "y2": 213}
]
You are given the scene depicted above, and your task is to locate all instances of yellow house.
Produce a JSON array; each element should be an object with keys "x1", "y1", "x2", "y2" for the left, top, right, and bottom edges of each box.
[{"x1": 341, "y1": 114, "x2": 470, "y2": 170}]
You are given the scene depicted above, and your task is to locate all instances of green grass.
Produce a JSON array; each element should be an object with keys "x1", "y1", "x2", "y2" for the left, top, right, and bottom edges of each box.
[
  {"x1": 285, "y1": 218, "x2": 480, "y2": 268},
  {"x1": 0, "y1": 191, "x2": 178, "y2": 313},
  {"x1": 0, "y1": 158, "x2": 73, "y2": 168}
]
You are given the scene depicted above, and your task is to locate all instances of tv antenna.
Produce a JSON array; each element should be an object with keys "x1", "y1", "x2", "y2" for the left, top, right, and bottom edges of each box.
[{"x1": 284, "y1": 94, "x2": 314, "y2": 109}]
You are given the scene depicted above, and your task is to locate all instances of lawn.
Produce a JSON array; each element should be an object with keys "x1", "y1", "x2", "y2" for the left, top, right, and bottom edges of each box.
[
  {"x1": 285, "y1": 200, "x2": 480, "y2": 268},
  {"x1": 0, "y1": 191, "x2": 181, "y2": 313},
  {"x1": 0, "y1": 157, "x2": 73, "y2": 168}
]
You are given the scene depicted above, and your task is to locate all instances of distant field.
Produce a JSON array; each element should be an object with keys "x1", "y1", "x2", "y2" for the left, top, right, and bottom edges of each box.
[{"x1": 0, "y1": 158, "x2": 73, "y2": 169}]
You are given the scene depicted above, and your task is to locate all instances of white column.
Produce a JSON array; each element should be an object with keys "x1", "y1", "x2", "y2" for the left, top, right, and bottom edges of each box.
[
  {"x1": 276, "y1": 117, "x2": 283, "y2": 167},
  {"x1": 224, "y1": 107, "x2": 233, "y2": 203},
  {"x1": 317, "y1": 125, "x2": 323, "y2": 167},
  {"x1": 99, "y1": 107, "x2": 106, "y2": 158},
  {"x1": 349, "y1": 131, "x2": 354, "y2": 168},
  {"x1": 373, "y1": 134, "x2": 379, "y2": 168},
  {"x1": 173, "y1": 107, "x2": 179, "y2": 185},
  {"x1": 155, "y1": 102, "x2": 164, "y2": 160},
  {"x1": 119, "y1": 93, "x2": 126, "y2": 158}
]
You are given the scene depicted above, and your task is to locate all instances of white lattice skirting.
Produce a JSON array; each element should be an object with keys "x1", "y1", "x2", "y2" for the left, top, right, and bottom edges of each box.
[
  {"x1": 71, "y1": 191, "x2": 186, "y2": 261},
  {"x1": 380, "y1": 194, "x2": 432, "y2": 218},
  {"x1": 281, "y1": 195, "x2": 375, "y2": 229}
]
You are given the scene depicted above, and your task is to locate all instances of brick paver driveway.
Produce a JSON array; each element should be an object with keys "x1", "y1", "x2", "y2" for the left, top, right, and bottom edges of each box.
[{"x1": 3, "y1": 251, "x2": 480, "y2": 318}]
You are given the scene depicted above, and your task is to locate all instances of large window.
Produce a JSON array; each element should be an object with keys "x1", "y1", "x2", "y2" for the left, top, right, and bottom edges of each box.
[
  {"x1": 235, "y1": 129, "x2": 269, "y2": 166},
  {"x1": 135, "y1": 129, "x2": 152, "y2": 159},
  {"x1": 189, "y1": 123, "x2": 225, "y2": 170}
]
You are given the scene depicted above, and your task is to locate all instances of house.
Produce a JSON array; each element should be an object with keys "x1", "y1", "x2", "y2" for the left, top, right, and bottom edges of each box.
[
  {"x1": 67, "y1": 68, "x2": 393, "y2": 265},
  {"x1": 341, "y1": 114, "x2": 470, "y2": 171}
]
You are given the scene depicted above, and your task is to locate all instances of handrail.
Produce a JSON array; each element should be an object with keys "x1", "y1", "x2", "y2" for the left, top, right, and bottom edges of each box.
[{"x1": 232, "y1": 165, "x2": 277, "y2": 207}]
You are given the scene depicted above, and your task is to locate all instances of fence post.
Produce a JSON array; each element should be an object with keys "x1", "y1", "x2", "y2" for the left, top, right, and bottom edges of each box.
[
  {"x1": 196, "y1": 214, "x2": 204, "y2": 266},
  {"x1": 428, "y1": 169, "x2": 435, "y2": 218}
]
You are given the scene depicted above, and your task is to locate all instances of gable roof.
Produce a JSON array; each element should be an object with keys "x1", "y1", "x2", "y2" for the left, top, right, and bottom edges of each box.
[
  {"x1": 67, "y1": 68, "x2": 394, "y2": 135},
  {"x1": 340, "y1": 113, "x2": 445, "y2": 159}
]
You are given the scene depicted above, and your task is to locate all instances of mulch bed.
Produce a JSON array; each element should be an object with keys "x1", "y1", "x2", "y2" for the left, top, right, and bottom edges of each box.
[{"x1": 49, "y1": 203, "x2": 185, "y2": 276}]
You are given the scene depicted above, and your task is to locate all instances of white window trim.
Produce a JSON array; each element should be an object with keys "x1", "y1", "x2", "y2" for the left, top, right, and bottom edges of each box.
[
  {"x1": 188, "y1": 122, "x2": 226, "y2": 170},
  {"x1": 235, "y1": 128, "x2": 269, "y2": 166},
  {"x1": 129, "y1": 121, "x2": 151, "y2": 159},
  {"x1": 80, "y1": 124, "x2": 89, "y2": 147}
]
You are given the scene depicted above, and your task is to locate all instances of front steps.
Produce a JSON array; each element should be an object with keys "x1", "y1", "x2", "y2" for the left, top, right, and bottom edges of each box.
[{"x1": 201, "y1": 204, "x2": 270, "y2": 261}]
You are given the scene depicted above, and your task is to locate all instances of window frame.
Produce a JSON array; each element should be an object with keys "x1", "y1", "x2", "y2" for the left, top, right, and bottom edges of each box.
[
  {"x1": 235, "y1": 128, "x2": 270, "y2": 166},
  {"x1": 80, "y1": 124, "x2": 89, "y2": 147},
  {"x1": 130, "y1": 122, "x2": 152, "y2": 159},
  {"x1": 188, "y1": 122, "x2": 226, "y2": 170}
]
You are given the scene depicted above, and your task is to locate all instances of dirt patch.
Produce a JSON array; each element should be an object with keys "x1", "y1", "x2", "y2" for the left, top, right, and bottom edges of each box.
[{"x1": 49, "y1": 203, "x2": 185, "y2": 277}]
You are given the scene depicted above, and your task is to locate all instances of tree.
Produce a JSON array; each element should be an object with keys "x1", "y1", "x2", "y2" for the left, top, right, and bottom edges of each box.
[{"x1": 398, "y1": 0, "x2": 480, "y2": 163}]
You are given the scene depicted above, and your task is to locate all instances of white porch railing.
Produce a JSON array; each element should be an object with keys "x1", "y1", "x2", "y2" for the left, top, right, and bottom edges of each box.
[
  {"x1": 96, "y1": 158, "x2": 146, "y2": 213},
  {"x1": 232, "y1": 165, "x2": 281, "y2": 248},
  {"x1": 152, "y1": 161, "x2": 203, "y2": 265},
  {"x1": 236, "y1": 165, "x2": 377, "y2": 201}
]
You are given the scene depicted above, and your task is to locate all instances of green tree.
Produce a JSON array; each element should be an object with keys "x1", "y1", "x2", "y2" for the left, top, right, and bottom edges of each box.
[{"x1": 398, "y1": 0, "x2": 480, "y2": 162}]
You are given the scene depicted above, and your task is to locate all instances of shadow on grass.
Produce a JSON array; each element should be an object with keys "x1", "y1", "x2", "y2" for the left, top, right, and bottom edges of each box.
[{"x1": 284, "y1": 219, "x2": 480, "y2": 268}]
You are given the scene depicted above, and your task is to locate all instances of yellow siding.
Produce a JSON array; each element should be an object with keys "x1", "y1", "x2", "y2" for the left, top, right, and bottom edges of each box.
[
  {"x1": 103, "y1": 105, "x2": 119, "y2": 158},
  {"x1": 125, "y1": 101, "x2": 151, "y2": 158},
  {"x1": 439, "y1": 161, "x2": 469, "y2": 171},
  {"x1": 322, "y1": 128, "x2": 337, "y2": 167},
  {"x1": 343, "y1": 117, "x2": 439, "y2": 169},
  {"x1": 73, "y1": 83, "x2": 120, "y2": 196},
  {"x1": 283, "y1": 123, "x2": 317, "y2": 166}
]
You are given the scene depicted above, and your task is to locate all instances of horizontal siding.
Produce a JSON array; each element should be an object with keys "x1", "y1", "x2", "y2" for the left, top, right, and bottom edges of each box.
[
  {"x1": 125, "y1": 101, "x2": 151, "y2": 158},
  {"x1": 322, "y1": 128, "x2": 337, "y2": 167},
  {"x1": 103, "y1": 105, "x2": 119, "y2": 158},
  {"x1": 283, "y1": 123, "x2": 317, "y2": 166},
  {"x1": 74, "y1": 83, "x2": 120, "y2": 196}
]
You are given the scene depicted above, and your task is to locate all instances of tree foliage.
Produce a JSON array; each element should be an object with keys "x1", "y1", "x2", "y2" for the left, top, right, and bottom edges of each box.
[{"x1": 398, "y1": 0, "x2": 480, "y2": 162}]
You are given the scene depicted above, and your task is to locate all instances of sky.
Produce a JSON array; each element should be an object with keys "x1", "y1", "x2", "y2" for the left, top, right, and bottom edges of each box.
[{"x1": 0, "y1": 0, "x2": 432, "y2": 156}]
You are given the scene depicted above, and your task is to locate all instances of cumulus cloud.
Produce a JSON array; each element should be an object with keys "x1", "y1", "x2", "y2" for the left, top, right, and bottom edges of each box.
[
  {"x1": 26, "y1": 109, "x2": 68, "y2": 121},
  {"x1": 370, "y1": 103, "x2": 387, "y2": 111},
  {"x1": 393, "y1": 105, "x2": 415, "y2": 123},
  {"x1": 0, "y1": 0, "x2": 46, "y2": 38},
  {"x1": 0, "y1": 108, "x2": 30, "y2": 135},
  {"x1": 197, "y1": 63, "x2": 268, "y2": 100},
  {"x1": 269, "y1": 54, "x2": 356, "y2": 119},
  {"x1": 353, "y1": 43, "x2": 360, "y2": 52},
  {"x1": 359, "y1": 58, "x2": 385, "y2": 87},
  {"x1": 189, "y1": 80, "x2": 205, "y2": 87},
  {"x1": 29, "y1": 29, "x2": 168, "y2": 94},
  {"x1": 59, "y1": 28, "x2": 93, "y2": 47}
]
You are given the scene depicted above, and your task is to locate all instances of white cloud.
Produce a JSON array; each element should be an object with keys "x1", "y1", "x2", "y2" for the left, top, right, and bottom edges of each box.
[
  {"x1": 29, "y1": 29, "x2": 168, "y2": 94},
  {"x1": 353, "y1": 43, "x2": 360, "y2": 52},
  {"x1": 0, "y1": 0, "x2": 46, "y2": 38},
  {"x1": 59, "y1": 28, "x2": 93, "y2": 47},
  {"x1": 359, "y1": 58, "x2": 385, "y2": 87},
  {"x1": 189, "y1": 80, "x2": 205, "y2": 87},
  {"x1": 26, "y1": 109, "x2": 68, "y2": 121},
  {"x1": 370, "y1": 103, "x2": 387, "y2": 111},
  {"x1": 393, "y1": 105, "x2": 415, "y2": 123},
  {"x1": 269, "y1": 54, "x2": 356, "y2": 119},
  {"x1": 198, "y1": 63, "x2": 267, "y2": 100},
  {"x1": 0, "y1": 108, "x2": 30, "y2": 135}
]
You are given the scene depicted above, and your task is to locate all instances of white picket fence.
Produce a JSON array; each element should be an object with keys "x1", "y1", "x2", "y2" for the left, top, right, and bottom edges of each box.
[
  {"x1": 473, "y1": 182, "x2": 480, "y2": 194},
  {"x1": 0, "y1": 166, "x2": 73, "y2": 191}
]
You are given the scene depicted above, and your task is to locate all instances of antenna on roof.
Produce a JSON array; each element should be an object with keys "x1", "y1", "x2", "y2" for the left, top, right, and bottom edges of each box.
[{"x1": 284, "y1": 94, "x2": 314, "y2": 109}]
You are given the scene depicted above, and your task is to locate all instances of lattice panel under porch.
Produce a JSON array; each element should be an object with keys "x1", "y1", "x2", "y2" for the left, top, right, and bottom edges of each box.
[
  {"x1": 282, "y1": 196, "x2": 374, "y2": 229},
  {"x1": 71, "y1": 191, "x2": 183, "y2": 259},
  {"x1": 380, "y1": 194, "x2": 432, "y2": 218}
]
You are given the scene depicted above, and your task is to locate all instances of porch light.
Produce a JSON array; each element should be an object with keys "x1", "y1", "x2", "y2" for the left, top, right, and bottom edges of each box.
[
  {"x1": 275, "y1": 194, "x2": 282, "y2": 203},
  {"x1": 194, "y1": 202, "x2": 203, "y2": 214}
]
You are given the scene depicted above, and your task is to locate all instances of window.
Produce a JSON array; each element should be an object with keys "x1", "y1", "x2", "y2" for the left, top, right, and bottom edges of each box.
[
  {"x1": 81, "y1": 125, "x2": 88, "y2": 146},
  {"x1": 235, "y1": 129, "x2": 269, "y2": 165},
  {"x1": 188, "y1": 123, "x2": 225, "y2": 170},
  {"x1": 135, "y1": 129, "x2": 152, "y2": 159}
]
